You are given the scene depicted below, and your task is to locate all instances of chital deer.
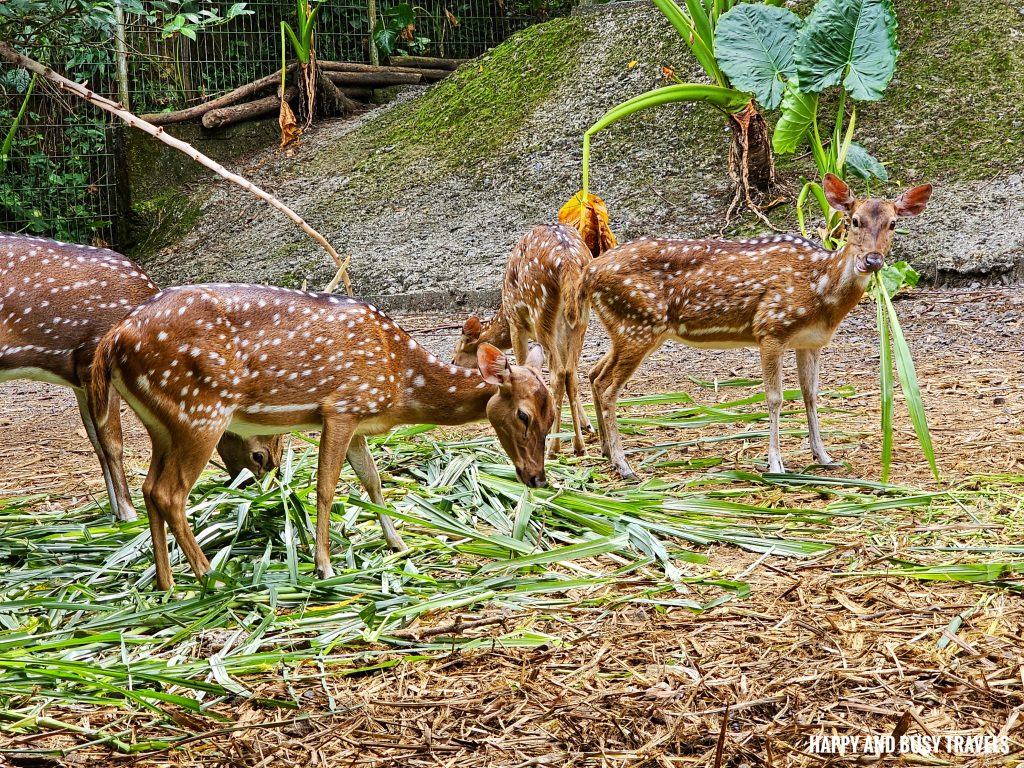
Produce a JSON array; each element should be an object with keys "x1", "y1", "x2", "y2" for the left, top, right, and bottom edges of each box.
[
  {"x1": 90, "y1": 284, "x2": 554, "y2": 589},
  {"x1": 453, "y1": 224, "x2": 593, "y2": 456},
  {"x1": 586, "y1": 174, "x2": 932, "y2": 478},
  {"x1": 0, "y1": 234, "x2": 283, "y2": 521}
]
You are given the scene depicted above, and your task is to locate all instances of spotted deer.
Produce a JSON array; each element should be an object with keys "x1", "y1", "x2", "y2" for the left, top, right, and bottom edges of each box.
[
  {"x1": 0, "y1": 234, "x2": 283, "y2": 521},
  {"x1": 586, "y1": 174, "x2": 933, "y2": 478},
  {"x1": 453, "y1": 224, "x2": 593, "y2": 457},
  {"x1": 90, "y1": 284, "x2": 554, "y2": 589}
]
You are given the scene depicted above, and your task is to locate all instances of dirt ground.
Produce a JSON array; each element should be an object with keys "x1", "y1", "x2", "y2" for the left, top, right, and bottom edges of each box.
[{"x1": 2, "y1": 287, "x2": 1023, "y2": 767}]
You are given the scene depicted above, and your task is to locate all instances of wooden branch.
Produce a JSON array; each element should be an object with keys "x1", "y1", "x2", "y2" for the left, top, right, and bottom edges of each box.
[
  {"x1": 0, "y1": 41, "x2": 352, "y2": 296},
  {"x1": 390, "y1": 55, "x2": 467, "y2": 71},
  {"x1": 140, "y1": 65, "x2": 297, "y2": 125}
]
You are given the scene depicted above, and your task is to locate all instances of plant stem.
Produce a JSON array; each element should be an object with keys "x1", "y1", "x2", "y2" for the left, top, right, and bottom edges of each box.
[{"x1": 1, "y1": 72, "x2": 37, "y2": 166}]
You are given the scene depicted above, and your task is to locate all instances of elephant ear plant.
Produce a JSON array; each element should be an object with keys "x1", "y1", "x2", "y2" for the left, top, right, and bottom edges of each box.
[
  {"x1": 718, "y1": 0, "x2": 936, "y2": 480},
  {"x1": 570, "y1": 0, "x2": 789, "y2": 224}
]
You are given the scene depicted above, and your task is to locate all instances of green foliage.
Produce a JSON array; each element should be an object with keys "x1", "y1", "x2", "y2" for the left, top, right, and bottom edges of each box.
[
  {"x1": 281, "y1": 0, "x2": 321, "y2": 65},
  {"x1": 372, "y1": 3, "x2": 429, "y2": 58},
  {"x1": 795, "y1": 0, "x2": 898, "y2": 101},
  {"x1": 713, "y1": 3, "x2": 800, "y2": 110}
]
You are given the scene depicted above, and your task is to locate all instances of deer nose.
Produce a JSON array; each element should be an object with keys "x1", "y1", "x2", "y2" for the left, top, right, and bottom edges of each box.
[
  {"x1": 527, "y1": 473, "x2": 547, "y2": 489},
  {"x1": 864, "y1": 252, "x2": 884, "y2": 272}
]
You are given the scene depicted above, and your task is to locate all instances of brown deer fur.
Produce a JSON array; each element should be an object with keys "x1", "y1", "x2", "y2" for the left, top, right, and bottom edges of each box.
[
  {"x1": 0, "y1": 234, "x2": 282, "y2": 521},
  {"x1": 90, "y1": 284, "x2": 554, "y2": 589},
  {"x1": 453, "y1": 224, "x2": 593, "y2": 456},
  {"x1": 585, "y1": 175, "x2": 933, "y2": 478}
]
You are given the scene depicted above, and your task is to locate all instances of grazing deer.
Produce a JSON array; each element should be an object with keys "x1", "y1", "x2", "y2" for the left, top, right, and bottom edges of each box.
[
  {"x1": 586, "y1": 174, "x2": 932, "y2": 478},
  {"x1": 0, "y1": 234, "x2": 283, "y2": 521},
  {"x1": 90, "y1": 284, "x2": 554, "y2": 589},
  {"x1": 453, "y1": 224, "x2": 593, "y2": 457}
]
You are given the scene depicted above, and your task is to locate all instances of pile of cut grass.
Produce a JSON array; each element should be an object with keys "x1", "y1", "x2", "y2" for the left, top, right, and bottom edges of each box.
[{"x1": 1, "y1": 384, "x2": 1021, "y2": 757}]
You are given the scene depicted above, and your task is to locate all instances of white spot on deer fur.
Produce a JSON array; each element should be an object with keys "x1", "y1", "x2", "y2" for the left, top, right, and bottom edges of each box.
[{"x1": 413, "y1": 375, "x2": 426, "y2": 388}]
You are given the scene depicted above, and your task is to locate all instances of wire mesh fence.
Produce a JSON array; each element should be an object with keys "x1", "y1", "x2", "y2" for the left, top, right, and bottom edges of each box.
[
  {"x1": 1, "y1": 0, "x2": 573, "y2": 246},
  {"x1": 1, "y1": 59, "x2": 122, "y2": 247}
]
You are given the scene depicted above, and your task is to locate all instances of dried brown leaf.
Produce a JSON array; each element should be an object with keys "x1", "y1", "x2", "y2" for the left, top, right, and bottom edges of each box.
[
  {"x1": 279, "y1": 98, "x2": 301, "y2": 148},
  {"x1": 558, "y1": 191, "x2": 618, "y2": 258}
]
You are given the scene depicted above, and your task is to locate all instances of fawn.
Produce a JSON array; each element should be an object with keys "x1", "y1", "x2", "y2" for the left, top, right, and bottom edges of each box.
[
  {"x1": 0, "y1": 234, "x2": 282, "y2": 521},
  {"x1": 90, "y1": 284, "x2": 554, "y2": 589},
  {"x1": 453, "y1": 224, "x2": 593, "y2": 456},
  {"x1": 585, "y1": 174, "x2": 932, "y2": 478}
]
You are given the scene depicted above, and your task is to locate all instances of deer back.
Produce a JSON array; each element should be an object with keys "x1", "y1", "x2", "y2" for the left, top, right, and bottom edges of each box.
[{"x1": 0, "y1": 233, "x2": 158, "y2": 387}]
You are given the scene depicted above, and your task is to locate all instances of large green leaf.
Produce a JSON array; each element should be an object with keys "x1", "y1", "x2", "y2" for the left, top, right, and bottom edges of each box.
[
  {"x1": 795, "y1": 0, "x2": 898, "y2": 101},
  {"x1": 772, "y1": 75, "x2": 818, "y2": 154},
  {"x1": 844, "y1": 141, "x2": 888, "y2": 181},
  {"x1": 714, "y1": 4, "x2": 801, "y2": 110}
]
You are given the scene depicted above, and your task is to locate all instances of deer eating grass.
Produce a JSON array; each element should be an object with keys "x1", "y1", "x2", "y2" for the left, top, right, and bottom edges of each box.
[
  {"x1": 0, "y1": 234, "x2": 282, "y2": 521},
  {"x1": 453, "y1": 224, "x2": 593, "y2": 457},
  {"x1": 90, "y1": 284, "x2": 554, "y2": 590},
  {"x1": 586, "y1": 174, "x2": 932, "y2": 478}
]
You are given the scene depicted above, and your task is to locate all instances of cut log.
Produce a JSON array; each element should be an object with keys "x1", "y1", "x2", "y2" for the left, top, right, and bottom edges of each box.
[
  {"x1": 141, "y1": 65, "x2": 296, "y2": 125},
  {"x1": 391, "y1": 55, "x2": 468, "y2": 71},
  {"x1": 325, "y1": 70, "x2": 422, "y2": 87},
  {"x1": 203, "y1": 87, "x2": 297, "y2": 129},
  {"x1": 318, "y1": 60, "x2": 451, "y2": 82}
]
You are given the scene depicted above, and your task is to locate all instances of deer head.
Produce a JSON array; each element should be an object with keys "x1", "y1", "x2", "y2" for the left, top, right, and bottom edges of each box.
[
  {"x1": 215, "y1": 433, "x2": 284, "y2": 484},
  {"x1": 823, "y1": 173, "x2": 933, "y2": 274},
  {"x1": 477, "y1": 342, "x2": 553, "y2": 488}
]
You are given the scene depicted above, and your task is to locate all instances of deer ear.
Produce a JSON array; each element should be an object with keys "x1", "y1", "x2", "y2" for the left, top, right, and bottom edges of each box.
[
  {"x1": 462, "y1": 316, "x2": 482, "y2": 340},
  {"x1": 823, "y1": 173, "x2": 855, "y2": 212},
  {"x1": 894, "y1": 183, "x2": 933, "y2": 217},
  {"x1": 524, "y1": 343, "x2": 545, "y2": 372},
  {"x1": 477, "y1": 342, "x2": 510, "y2": 386}
]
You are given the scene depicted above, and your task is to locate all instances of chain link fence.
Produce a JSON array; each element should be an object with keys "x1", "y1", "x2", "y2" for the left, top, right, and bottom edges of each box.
[{"x1": 2, "y1": 0, "x2": 572, "y2": 248}]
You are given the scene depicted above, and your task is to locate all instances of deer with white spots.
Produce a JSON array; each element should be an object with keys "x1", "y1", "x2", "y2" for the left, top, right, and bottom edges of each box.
[
  {"x1": 585, "y1": 174, "x2": 933, "y2": 479},
  {"x1": 0, "y1": 234, "x2": 283, "y2": 522},
  {"x1": 90, "y1": 284, "x2": 554, "y2": 590},
  {"x1": 453, "y1": 224, "x2": 593, "y2": 457}
]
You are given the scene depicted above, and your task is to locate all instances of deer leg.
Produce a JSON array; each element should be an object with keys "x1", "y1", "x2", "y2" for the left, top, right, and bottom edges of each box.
[
  {"x1": 796, "y1": 348, "x2": 838, "y2": 467},
  {"x1": 591, "y1": 343, "x2": 647, "y2": 481},
  {"x1": 547, "y1": 366, "x2": 567, "y2": 458},
  {"x1": 314, "y1": 414, "x2": 358, "y2": 579},
  {"x1": 347, "y1": 434, "x2": 406, "y2": 551},
  {"x1": 588, "y1": 351, "x2": 614, "y2": 456},
  {"x1": 759, "y1": 340, "x2": 787, "y2": 474},
  {"x1": 74, "y1": 388, "x2": 136, "y2": 522},
  {"x1": 564, "y1": 370, "x2": 587, "y2": 456},
  {"x1": 509, "y1": 325, "x2": 529, "y2": 368},
  {"x1": 143, "y1": 431, "x2": 220, "y2": 589}
]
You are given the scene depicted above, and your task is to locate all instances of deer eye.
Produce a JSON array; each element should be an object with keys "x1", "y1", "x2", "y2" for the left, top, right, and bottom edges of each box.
[
  {"x1": 517, "y1": 408, "x2": 530, "y2": 426},
  {"x1": 888, "y1": 220, "x2": 896, "y2": 230},
  {"x1": 851, "y1": 216, "x2": 861, "y2": 228}
]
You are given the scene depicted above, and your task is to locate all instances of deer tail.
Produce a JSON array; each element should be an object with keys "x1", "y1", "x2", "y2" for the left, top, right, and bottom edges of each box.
[
  {"x1": 561, "y1": 262, "x2": 587, "y2": 329},
  {"x1": 89, "y1": 331, "x2": 118, "y2": 428}
]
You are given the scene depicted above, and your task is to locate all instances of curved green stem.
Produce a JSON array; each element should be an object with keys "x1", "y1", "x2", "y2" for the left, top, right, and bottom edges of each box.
[{"x1": 1, "y1": 72, "x2": 36, "y2": 166}]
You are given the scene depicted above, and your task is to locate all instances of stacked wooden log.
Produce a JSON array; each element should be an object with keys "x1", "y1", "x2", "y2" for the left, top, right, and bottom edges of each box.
[{"x1": 141, "y1": 56, "x2": 467, "y2": 129}]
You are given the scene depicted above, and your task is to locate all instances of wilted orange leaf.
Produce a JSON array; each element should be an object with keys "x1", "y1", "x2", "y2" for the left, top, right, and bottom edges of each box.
[
  {"x1": 400, "y1": 23, "x2": 415, "y2": 41},
  {"x1": 279, "y1": 99, "x2": 301, "y2": 148},
  {"x1": 444, "y1": 7, "x2": 459, "y2": 26},
  {"x1": 661, "y1": 64, "x2": 676, "y2": 80},
  {"x1": 558, "y1": 191, "x2": 618, "y2": 258}
]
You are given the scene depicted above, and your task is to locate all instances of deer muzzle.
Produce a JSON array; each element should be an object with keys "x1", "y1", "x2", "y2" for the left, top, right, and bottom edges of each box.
[{"x1": 858, "y1": 252, "x2": 885, "y2": 273}]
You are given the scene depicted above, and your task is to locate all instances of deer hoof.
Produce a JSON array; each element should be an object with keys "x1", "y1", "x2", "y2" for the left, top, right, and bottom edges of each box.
[
  {"x1": 573, "y1": 445, "x2": 586, "y2": 457},
  {"x1": 314, "y1": 563, "x2": 336, "y2": 580}
]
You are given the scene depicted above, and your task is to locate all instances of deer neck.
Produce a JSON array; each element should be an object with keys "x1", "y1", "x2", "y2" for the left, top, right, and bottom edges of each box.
[
  {"x1": 481, "y1": 310, "x2": 513, "y2": 350},
  {"x1": 393, "y1": 340, "x2": 496, "y2": 426},
  {"x1": 818, "y1": 244, "x2": 873, "y2": 324}
]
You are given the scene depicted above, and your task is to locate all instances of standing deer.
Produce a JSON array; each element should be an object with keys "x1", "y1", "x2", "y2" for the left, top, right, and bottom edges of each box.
[
  {"x1": 0, "y1": 234, "x2": 282, "y2": 521},
  {"x1": 586, "y1": 174, "x2": 933, "y2": 478},
  {"x1": 453, "y1": 224, "x2": 593, "y2": 457},
  {"x1": 90, "y1": 284, "x2": 554, "y2": 590}
]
